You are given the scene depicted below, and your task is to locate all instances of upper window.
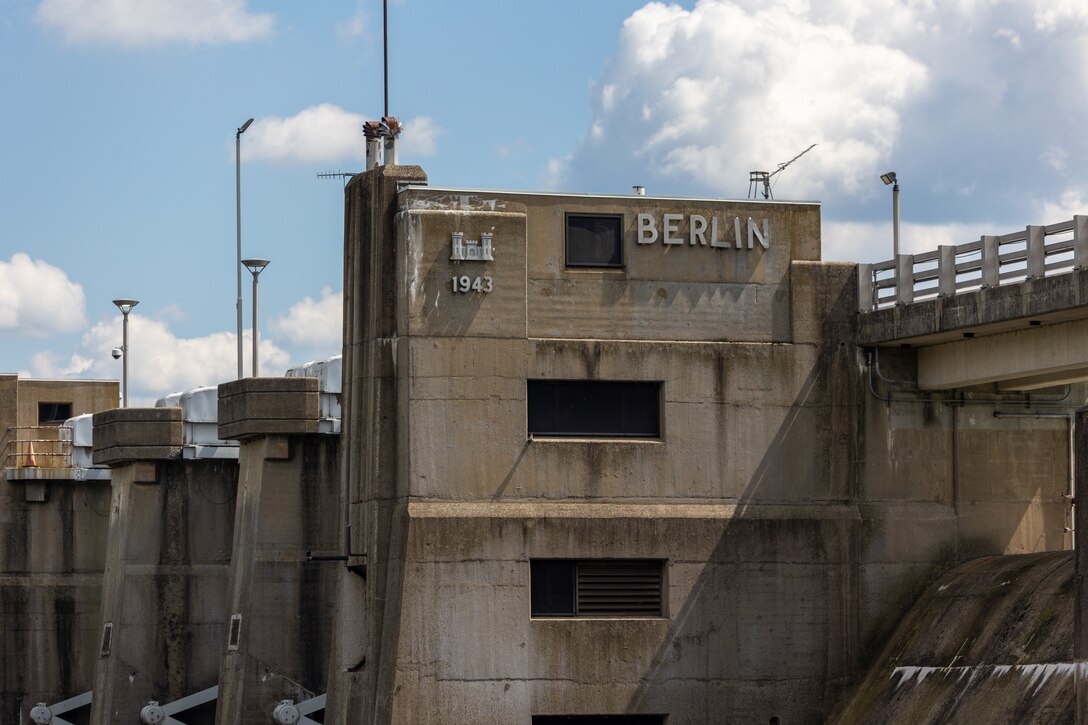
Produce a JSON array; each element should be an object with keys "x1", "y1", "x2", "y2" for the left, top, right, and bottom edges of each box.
[
  {"x1": 566, "y1": 214, "x2": 624, "y2": 268},
  {"x1": 530, "y1": 559, "x2": 665, "y2": 618},
  {"x1": 38, "y1": 402, "x2": 72, "y2": 425},
  {"x1": 527, "y1": 380, "x2": 661, "y2": 439}
]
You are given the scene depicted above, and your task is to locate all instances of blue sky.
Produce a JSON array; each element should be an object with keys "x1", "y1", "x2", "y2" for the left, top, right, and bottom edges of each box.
[{"x1": 3, "y1": 0, "x2": 1088, "y2": 403}]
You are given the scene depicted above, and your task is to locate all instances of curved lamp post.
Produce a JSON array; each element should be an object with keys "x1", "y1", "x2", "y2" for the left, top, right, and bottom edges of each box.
[
  {"x1": 241, "y1": 258, "x2": 269, "y2": 377},
  {"x1": 112, "y1": 299, "x2": 139, "y2": 407},
  {"x1": 881, "y1": 171, "x2": 900, "y2": 258},
  {"x1": 236, "y1": 117, "x2": 254, "y2": 379}
]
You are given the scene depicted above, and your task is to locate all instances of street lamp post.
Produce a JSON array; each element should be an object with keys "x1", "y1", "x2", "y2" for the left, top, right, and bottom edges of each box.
[
  {"x1": 881, "y1": 171, "x2": 900, "y2": 258},
  {"x1": 235, "y1": 117, "x2": 254, "y2": 379},
  {"x1": 112, "y1": 299, "x2": 139, "y2": 408},
  {"x1": 241, "y1": 259, "x2": 270, "y2": 377}
]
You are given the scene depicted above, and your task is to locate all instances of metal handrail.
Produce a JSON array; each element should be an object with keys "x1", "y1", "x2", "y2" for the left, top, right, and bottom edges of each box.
[
  {"x1": 1, "y1": 425, "x2": 73, "y2": 470},
  {"x1": 859, "y1": 215, "x2": 1087, "y2": 311}
]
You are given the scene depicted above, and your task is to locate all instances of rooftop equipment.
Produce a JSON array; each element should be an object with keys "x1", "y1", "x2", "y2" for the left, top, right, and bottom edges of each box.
[{"x1": 748, "y1": 143, "x2": 817, "y2": 200}]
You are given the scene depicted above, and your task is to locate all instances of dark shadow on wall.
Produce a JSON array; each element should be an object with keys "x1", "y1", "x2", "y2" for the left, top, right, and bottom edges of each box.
[
  {"x1": 621, "y1": 333, "x2": 861, "y2": 723},
  {"x1": 620, "y1": 272, "x2": 1072, "y2": 722}
]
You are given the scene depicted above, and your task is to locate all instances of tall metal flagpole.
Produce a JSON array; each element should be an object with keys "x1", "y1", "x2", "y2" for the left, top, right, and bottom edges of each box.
[{"x1": 384, "y1": 0, "x2": 389, "y2": 117}]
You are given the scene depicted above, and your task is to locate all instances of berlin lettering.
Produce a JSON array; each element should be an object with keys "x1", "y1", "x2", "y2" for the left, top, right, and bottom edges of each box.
[{"x1": 636, "y1": 213, "x2": 770, "y2": 250}]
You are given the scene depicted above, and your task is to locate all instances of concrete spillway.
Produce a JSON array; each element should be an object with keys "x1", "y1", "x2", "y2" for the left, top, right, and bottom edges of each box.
[{"x1": 832, "y1": 551, "x2": 1074, "y2": 723}]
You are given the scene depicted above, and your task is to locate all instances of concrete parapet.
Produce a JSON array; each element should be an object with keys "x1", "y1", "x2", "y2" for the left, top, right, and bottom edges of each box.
[
  {"x1": 858, "y1": 268, "x2": 1088, "y2": 346},
  {"x1": 217, "y1": 377, "x2": 320, "y2": 441},
  {"x1": 92, "y1": 407, "x2": 183, "y2": 465}
]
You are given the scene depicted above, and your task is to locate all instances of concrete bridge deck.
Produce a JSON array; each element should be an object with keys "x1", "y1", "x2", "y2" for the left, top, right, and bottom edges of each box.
[{"x1": 857, "y1": 216, "x2": 1088, "y2": 390}]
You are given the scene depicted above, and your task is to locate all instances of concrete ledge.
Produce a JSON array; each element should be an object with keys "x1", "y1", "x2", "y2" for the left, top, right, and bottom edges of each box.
[
  {"x1": 92, "y1": 408, "x2": 183, "y2": 465},
  {"x1": 858, "y1": 268, "x2": 1088, "y2": 346},
  {"x1": 218, "y1": 377, "x2": 320, "y2": 441}
]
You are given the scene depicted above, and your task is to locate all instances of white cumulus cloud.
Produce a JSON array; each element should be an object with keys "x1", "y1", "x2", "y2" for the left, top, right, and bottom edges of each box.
[
  {"x1": 336, "y1": 0, "x2": 367, "y2": 41},
  {"x1": 272, "y1": 287, "x2": 342, "y2": 348},
  {"x1": 553, "y1": 0, "x2": 928, "y2": 198},
  {"x1": 245, "y1": 105, "x2": 442, "y2": 164},
  {"x1": 400, "y1": 116, "x2": 443, "y2": 157},
  {"x1": 0, "y1": 253, "x2": 86, "y2": 336},
  {"x1": 1035, "y1": 186, "x2": 1088, "y2": 223},
  {"x1": 551, "y1": 0, "x2": 1088, "y2": 232},
  {"x1": 36, "y1": 0, "x2": 274, "y2": 47},
  {"x1": 32, "y1": 314, "x2": 290, "y2": 404},
  {"x1": 822, "y1": 220, "x2": 1001, "y2": 263},
  {"x1": 246, "y1": 104, "x2": 365, "y2": 164}
]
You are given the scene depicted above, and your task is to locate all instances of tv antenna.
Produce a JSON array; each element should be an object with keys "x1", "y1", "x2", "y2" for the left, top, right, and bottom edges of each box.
[
  {"x1": 317, "y1": 170, "x2": 360, "y2": 188},
  {"x1": 748, "y1": 143, "x2": 817, "y2": 200}
]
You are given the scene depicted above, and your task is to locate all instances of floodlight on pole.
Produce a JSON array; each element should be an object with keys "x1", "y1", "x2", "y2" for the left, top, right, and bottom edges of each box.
[
  {"x1": 112, "y1": 299, "x2": 139, "y2": 408},
  {"x1": 235, "y1": 117, "x2": 255, "y2": 380},
  {"x1": 241, "y1": 258, "x2": 270, "y2": 377},
  {"x1": 881, "y1": 171, "x2": 900, "y2": 258}
]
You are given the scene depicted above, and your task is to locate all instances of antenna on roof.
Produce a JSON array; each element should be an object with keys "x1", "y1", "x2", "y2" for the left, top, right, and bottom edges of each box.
[
  {"x1": 317, "y1": 171, "x2": 360, "y2": 188},
  {"x1": 748, "y1": 143, "x2": 817, "y2": 200}
]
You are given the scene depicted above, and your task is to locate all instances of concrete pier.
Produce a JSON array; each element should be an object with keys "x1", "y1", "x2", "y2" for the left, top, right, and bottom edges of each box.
[
  {"x1": 90, "y1": 408, "x2": 235, "y2": 723},
  {"x1": 215, "y1": 377, "x2": 339, "y2": 724}
]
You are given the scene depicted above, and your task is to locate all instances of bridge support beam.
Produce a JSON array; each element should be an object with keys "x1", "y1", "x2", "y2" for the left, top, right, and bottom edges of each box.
[{"x1": 918, "y1": 317, "x2": 1088, "y2": 390}]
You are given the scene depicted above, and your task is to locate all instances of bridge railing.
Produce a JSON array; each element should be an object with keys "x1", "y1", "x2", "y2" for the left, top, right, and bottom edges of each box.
[{"x1": 858, "y1": 215, "x2": 1088, "y2": 311}]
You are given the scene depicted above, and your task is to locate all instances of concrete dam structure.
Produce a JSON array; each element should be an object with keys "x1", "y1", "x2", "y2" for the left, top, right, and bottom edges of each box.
[
  {"x1": 832, "y1": 551, "x2": 1075, "y2": 723},
  {"x1": 3, "y1": 156, "x2": 1088, "y2": 723}
]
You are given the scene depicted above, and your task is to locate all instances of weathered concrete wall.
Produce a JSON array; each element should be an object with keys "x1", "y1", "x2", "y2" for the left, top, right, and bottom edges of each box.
[
  {"x1": 328, "y1": 175, "x2": 865, "y2": 723},
  {"x1": 390, "y1": 507, "x2": 857, "y2": 723},
  {"x1": 1073, "y1": 408, "x2": 1088, "y2": 723},
  {"x1": 326, "y1": 172, "x2": 1081, "y2": 724},
  {"x1": 319, "y1": 170, "x2": 1088, "y2": 722},
  {"x1": 397, "y1": 191, "x2": 820, "y2": 344},
  {"x1": 90, "y1": 459, "x2": 236, "y2": 723},
  {"x1": 327, "y1": 163, "x2": 428, "y2": 724},
  {"x1": 8, "y1": 377, "x2": 118, "y2": 428},
  {"x1": 0, "y1": 479, "x2": 110, "y2": 723},
  {"x1": 215, "y1": 433, "x2": 340, "y2": 724},
  {"x1": 0, "y1": 376, "x2": 119, "y2": 722},
  {"x1": 831, "y1": 552, "x2": 1074, "y2": 724},
  {"x1": 856, "y1": 348, "x2": 1075, "y2": 659}
]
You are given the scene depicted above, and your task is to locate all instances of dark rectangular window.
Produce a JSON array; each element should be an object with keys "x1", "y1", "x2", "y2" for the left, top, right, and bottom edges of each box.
[
  {"x1": 527, "y1": 380, "x2": 660, "y2": 438},
  {"x1": 530, "y1": 560, "x2": 664, "y2": 618},
  {"x1": 566, "y1": 214, "x2": 624, "y2": 268},
  {"x1": 38, "y1": 402, "x2": 72, "y2": 425},
  {"x1": 533, "y1": 715, "x2": 666, "y2": 724}
]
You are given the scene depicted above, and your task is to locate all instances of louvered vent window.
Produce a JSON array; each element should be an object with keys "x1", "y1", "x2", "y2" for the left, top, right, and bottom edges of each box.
[{"x1": 530, "y1": 560, "x2": 664, "y2": 618}]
